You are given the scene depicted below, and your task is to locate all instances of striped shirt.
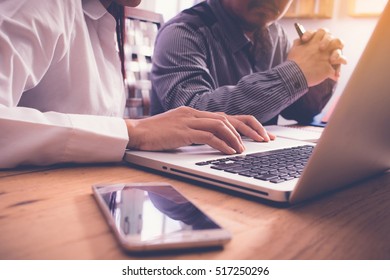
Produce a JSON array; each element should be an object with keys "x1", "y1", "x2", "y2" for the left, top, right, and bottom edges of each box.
[{"x1": 151, "y1": 0, "x2": 335, "y2": 124}]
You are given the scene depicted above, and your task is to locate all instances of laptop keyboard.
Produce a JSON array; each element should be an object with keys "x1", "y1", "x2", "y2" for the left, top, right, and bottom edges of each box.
[{"x1": 195, "y1": 145, "x2": 314, "y2": 184}]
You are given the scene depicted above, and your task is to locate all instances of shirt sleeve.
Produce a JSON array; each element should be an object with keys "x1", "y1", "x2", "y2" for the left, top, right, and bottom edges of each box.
[
  {"x1": 0, "y1": 106, "x2": 129, "y2": 168},
  {"x1": 280, "y1": 79, "x2": 336, "y2": 124}
]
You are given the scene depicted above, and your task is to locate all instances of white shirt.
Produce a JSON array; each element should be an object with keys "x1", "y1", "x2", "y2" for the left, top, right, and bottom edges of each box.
[{"x1": 0, "y1": 0, "x2": 129, "y2": 168}]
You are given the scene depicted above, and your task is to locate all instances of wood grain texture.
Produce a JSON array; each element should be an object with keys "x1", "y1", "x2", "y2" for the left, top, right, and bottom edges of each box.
[{"x1": 1, "y1": 163, "x2": 389, "y2": 260}]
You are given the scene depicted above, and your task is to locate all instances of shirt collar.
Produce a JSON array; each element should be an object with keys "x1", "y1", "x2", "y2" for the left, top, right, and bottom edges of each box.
[
  {"x1": 82, "y1": 0, "x2": 108, "y2": 20},
  {"x1": 207, "y1": 0, "x2": 251, "y2": 53}
]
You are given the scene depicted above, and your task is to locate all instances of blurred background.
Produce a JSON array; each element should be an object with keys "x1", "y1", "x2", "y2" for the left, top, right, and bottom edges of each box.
[{"x1": 129, "y1": 0, "x2": 387, "y2": 118}]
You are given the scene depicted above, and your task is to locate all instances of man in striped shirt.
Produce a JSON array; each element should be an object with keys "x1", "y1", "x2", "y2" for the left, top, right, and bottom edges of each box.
[{"x1": 151, "y1": 0, "x2": 347, "y2": 125}]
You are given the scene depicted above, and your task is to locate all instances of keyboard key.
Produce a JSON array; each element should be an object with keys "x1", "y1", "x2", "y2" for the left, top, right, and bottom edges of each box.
[
  {"x1": 270, "y1": 178, "x2": 286, "y2": 184},
  {"x1": 254, "y1": 174, "x2": 279, "y2": 181}
]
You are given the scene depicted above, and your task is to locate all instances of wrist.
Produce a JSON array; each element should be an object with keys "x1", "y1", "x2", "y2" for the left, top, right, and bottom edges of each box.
[{"x1": 125, "y1": 119, "x2": 141, "y2": 149}]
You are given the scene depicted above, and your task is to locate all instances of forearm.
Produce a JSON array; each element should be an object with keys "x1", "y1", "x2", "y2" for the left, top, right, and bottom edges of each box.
[
  {"x1": 0, "y1": 107, "x2": 128, "y2": 168},
  {"x1": 153, "y1": 60, "x2": 309, "y2": 123}
]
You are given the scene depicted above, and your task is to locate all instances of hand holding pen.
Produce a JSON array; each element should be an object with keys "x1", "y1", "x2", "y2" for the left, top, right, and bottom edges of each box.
[{"x1": 294, "y1": 22, "x2": 346, "y2": 78}]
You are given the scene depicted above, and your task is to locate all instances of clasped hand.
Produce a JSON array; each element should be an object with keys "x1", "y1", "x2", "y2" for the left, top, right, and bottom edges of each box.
[{"x1": 288, "y1": 28, "x2": 348, "y2": 87}]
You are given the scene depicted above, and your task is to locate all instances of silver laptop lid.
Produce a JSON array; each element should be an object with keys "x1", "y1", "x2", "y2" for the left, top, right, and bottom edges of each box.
[{"x1": 289, "y1": 2, "x2": 390, "y2": 203}]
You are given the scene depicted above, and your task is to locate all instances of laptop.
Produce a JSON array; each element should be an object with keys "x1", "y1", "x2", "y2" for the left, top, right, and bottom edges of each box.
[{"x1": 124, "y1": 2, "x2": 390, "y2": 204}]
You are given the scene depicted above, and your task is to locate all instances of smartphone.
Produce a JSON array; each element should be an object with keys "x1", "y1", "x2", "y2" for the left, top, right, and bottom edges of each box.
[{"x1": 92, "y1": 182, "x2": 231, "y2": 252}]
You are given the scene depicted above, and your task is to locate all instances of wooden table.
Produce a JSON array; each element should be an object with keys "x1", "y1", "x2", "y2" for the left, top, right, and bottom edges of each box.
[{"x1": 1, "y1": 162, "x2": 389, "y2": 260}]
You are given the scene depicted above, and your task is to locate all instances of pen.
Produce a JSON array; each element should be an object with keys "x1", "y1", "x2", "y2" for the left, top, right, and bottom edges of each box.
[{"x1": 294, "y1": 22, "x2": 306, "y2": 39}]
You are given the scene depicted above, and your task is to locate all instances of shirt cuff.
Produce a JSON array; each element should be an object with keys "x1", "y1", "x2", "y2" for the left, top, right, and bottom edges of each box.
[
  {"x1": 65, "y1": 114, "x2": 129, "y2": 163},
  {"x1": 275, "y1": 60, "x2": 308, "y2": 103}
]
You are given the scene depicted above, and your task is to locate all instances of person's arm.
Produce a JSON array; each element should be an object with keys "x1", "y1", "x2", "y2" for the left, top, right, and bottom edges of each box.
[
  {"x1": 281, "y1": 27, "x2": 346, "y2": 123},
  {"x1": 0, "y1": 107, "x2": 129, "y2": 168},
  {"x1": 280, "y1": 79, "x2": 335, "y2": 124},
  {"x1": 0, "y1": 1, "x2": 128, "y2": 169},
  {"x1": 151, "y1": 23, "x2": 309, "y2": 123}
]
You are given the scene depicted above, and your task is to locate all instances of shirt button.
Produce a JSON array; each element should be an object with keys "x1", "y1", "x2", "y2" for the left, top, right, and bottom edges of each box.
[{"x1": 294, "y1": 82, "x2": 301, "y2": 89}]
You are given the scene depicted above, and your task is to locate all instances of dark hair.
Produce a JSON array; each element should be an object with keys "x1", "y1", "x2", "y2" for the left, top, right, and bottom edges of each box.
[{"x1": 108, "y1": 3, "x2": 126, "y2": 80}]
